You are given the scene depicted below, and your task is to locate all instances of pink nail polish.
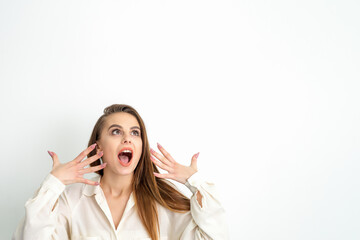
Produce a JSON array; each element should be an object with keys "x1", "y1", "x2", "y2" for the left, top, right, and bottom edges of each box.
[
  {"x1": 47, "y1": 151, "x2": 53, "y2": 157},
  {"x1": 195, "y1": 152, "x2": 200, "y2": 158},
  {"x1": 90, "y1": 143, "x2": 97, "y2": 149},
  {"x1": 157, "y1": 143, "x2": 162, "y2": 149}
]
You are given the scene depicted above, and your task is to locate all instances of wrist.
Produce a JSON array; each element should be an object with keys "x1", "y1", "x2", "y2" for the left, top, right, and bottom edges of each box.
[
  {"x1": 42, "y1": 173, "x2": 67, "y2": 193},
  {"x1": 184, "y1": 169, "x2": 197, "y2": 184},
  {"x1": 50, "y1": 171, "x2": 65, "y2": 185}
]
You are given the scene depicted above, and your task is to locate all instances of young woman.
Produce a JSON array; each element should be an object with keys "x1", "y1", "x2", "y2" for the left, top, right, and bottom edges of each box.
[{"x1": 12, "y1": 104, "x2": 228, "y2": 240}]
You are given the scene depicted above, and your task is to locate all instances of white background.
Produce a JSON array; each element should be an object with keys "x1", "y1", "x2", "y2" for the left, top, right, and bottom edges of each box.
[{"x1": 1, "y1": 0, "x2": 359, "y2": 239}]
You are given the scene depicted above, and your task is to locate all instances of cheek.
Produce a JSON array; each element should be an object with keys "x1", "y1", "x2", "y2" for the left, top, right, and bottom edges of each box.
[
  {"x1": 136, "y1": 141, "x2": 143, "y2": 157},
  {"x1": 135, "y1": 138, "x2": 142, "y2": 147}
]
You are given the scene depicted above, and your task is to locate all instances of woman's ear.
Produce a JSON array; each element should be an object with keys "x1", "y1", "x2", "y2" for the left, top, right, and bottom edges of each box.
[{"x1": 95, "y1": 142, "x2": 102, "y2": 151}]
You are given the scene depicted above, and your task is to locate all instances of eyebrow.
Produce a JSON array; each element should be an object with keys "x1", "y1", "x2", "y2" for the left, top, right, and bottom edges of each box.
[{"x1": 108, "y1": 124, "x2": 141, "y2": 131}]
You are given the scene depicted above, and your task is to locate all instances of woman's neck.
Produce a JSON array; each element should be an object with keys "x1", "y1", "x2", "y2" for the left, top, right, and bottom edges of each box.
[{"x1": 100, "y1": 169, "x2": 133, "y2": 198}]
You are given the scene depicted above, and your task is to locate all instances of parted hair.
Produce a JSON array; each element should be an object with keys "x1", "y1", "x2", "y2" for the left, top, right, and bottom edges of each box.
[{"x1": 87, "y1": 104, "x2": 190, "y2": 240}]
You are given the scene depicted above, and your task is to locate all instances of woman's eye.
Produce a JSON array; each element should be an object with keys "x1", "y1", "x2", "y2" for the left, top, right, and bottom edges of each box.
[
  {"x1": 112, "y1": 129, "x2": 121, "y2": 135},
  {"x1": 111, "y1": 129, "x2": 140, "y2": 136},
  {"x1": 132, "y1": 130, "x2": 140, "y2": 136}
]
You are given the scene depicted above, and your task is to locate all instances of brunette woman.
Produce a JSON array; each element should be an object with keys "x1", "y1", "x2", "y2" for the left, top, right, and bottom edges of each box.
[{"x1": 12, "y1": 104, "x2": 228, "y2": 240}]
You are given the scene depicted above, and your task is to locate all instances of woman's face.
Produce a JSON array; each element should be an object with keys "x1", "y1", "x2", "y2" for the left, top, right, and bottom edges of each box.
[{"x1": 96, "y1": 112, "x2": 143, "y2": 176}]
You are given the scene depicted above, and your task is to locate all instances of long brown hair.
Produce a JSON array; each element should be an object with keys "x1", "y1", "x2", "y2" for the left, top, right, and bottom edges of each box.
[{"x1": 87, "y1": 104, "x2": 190, "y2": 239}]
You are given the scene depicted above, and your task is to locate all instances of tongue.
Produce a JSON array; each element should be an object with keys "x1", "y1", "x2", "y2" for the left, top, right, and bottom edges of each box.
[{"x1": 119, "y1": 155, "x2": 129, "y2": 164}]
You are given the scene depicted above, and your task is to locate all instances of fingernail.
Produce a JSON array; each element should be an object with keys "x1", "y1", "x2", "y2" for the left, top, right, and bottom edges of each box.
[
  {"x1": 101, "y1": 163, "x2": 107, "y2": 167},
  {"x1": 90, "y1": 143, "x2": 97, "y2": 149},
  {"x1": 157, "y1": 143, "x2": 162, "y2": 149},
  {"x1": 98, "y1": 151, "x2": 103, "y2": 156},
  {"x1": 47, "y1": 151, "x2": 53, "y2": 157},
  {"x1": 95, "y1": 182, "x2": 100, "y2": 185},
  {"x1": 150, "y1": 148, "x2": 155, "y2": 153},
  {"x1": 195, "y1": 152, "x2": 200, "y2": 158}
]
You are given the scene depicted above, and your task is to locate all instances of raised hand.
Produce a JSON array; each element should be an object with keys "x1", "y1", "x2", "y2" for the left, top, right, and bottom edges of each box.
[
  {"x1": 48, "y1": 143, "x2": 106, "y2": 186},
  {"x1": 150, "y1": 143, "x2": 199, "y2": 184}
]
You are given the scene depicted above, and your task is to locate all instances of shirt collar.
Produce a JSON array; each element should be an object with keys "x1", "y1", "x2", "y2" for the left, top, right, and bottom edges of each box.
[{"x1": 82, "y1": 174, "x2": 135, "y2": 210}]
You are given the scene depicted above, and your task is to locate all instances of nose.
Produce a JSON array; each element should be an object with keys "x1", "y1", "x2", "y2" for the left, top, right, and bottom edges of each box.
[{"x1": 121, "y1": 133, "x2": 131, "y2": 144}]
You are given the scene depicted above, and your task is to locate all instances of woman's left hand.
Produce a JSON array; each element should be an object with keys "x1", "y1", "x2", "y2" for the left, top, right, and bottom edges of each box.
[{"x1": 150, "y1": 143, "x2": 200, "y2": 184}]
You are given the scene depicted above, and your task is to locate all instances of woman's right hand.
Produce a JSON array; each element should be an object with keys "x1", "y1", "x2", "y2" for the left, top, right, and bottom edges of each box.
[{"x1": 48, "y1": 143, "x2": 106, "y2": 186}]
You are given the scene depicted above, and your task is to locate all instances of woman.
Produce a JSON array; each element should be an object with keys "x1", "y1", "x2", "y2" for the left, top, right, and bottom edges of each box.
[{"x1": 12, "y1": 104, "x2": 228, "y2": 240}]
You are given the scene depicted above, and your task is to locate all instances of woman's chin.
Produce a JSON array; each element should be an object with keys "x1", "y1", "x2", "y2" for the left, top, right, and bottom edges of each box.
[{"x1": 103, "y1": 166, "x2": 133, "y2": 176}]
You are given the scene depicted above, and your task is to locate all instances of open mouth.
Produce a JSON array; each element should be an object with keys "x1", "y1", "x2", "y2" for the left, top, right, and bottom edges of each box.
[{"x1": 118, "y1": 149, "x2": 133, "y2": 167}]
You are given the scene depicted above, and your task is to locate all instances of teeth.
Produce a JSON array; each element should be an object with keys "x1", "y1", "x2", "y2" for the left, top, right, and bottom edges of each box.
[{"x1": 121, "y1": 150, "x2": 132, "y2": 153}]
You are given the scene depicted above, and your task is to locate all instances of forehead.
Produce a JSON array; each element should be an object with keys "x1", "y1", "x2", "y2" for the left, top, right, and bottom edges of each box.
[{"x1": 105, "y1": 112, "x2": 140, "y2": 128}]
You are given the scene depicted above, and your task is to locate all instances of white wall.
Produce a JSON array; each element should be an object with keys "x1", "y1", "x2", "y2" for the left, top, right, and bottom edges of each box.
[{"x1": 1, "y1": 0, "x2": 359, "y2": 239}]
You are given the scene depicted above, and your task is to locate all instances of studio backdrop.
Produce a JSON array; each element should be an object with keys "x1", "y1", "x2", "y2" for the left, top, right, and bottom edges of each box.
[{"x1": 1, "y1": 0, "x2": 359, "y2": 239}]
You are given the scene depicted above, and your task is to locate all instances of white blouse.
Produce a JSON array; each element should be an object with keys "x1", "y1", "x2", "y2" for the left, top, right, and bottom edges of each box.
[{"x1": 12, "y1": 171, "x2": 229, "y2": 240}]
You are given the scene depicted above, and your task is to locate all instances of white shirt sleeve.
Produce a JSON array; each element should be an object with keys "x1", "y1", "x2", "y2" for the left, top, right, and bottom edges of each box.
[
  {"x1": 12, "y1": 173, "x2": 71, "y2": 240},
  {"x1": 181, "y1": 171, "x2": 229, "y2": 240}
]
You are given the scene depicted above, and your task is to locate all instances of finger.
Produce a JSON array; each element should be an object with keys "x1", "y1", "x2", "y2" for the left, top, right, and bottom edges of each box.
[
  {"x1": 150, "y1": 148, "x2": 173, "y2": 167},
  {"x1": 150, "y1": 156, "x2": 172, "y2": 172},
  {"x1": 48, "y1": 151, "x2": 59, "y2": 167},
  {"x1": 157, "y1": 143, "x2": 176, "y2": 163},
  {"x1": 78, "y1": 151, "x2": 103, "y2": 169},
  {"x1": 190, "y1": 152, "x2": 200, "y2": 169},
  {"x1": 73, "y1": 143, "x2": 97, "y2": 164},
  {"x1": 153, "y1": 172, "x2": 173, "y2": 179},
  {"x1": 78, "y1": 163, "x2": 107, "y2": 174},
  {"x1": 76, "y1": 177, "x2": 100, "y2": 186}
]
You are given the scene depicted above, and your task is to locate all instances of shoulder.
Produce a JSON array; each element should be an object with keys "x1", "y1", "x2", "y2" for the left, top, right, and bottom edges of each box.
[
  {"x1": 156, "y1": 195, "x2": 192, "y2": 226},
  {"x1": 63, "y1": 182, "x2": 86, "y2": 198},
  {"x1": 156, "y1": 203, "x2": 196, "y2": 237},
  {"x1": 62, "y1": 174, "x2": 100, "y2": 199},
  {"x1": 60, "y1": 182, "x2": 87, "y2": 209},
  {"x1": 59, "y1": 174, "x2": 101, "y2": 209}
]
